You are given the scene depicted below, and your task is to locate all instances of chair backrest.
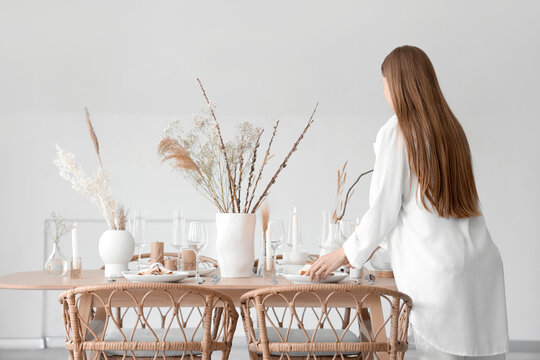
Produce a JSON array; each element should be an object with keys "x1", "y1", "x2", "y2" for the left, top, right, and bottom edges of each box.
[
  {"x1": 60, "y1": 283, "x2": 238, "y2": 359},
  {"x1": 240, "y1": 284, "x2": 412, "y2": 360}
]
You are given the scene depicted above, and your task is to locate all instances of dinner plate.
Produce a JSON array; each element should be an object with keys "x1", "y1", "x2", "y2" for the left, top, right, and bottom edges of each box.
[
  {"x1": 282, "y1": 273, "x2": 348, "y2": 284},
  {"x1": 122, "y1": 271, "x2": 189, "y2": 283}
]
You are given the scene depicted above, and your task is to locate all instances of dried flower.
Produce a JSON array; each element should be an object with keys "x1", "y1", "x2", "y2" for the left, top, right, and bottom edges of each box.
[
  {"x1": 45, "y1": 212, "x2": 73, "y2": 245},
  {"x1": 53, "y1": 109, "x2": 127, "y2": 230},
  {"x1": 159, "y1": 79, "x2": 317, "y2": 213}
]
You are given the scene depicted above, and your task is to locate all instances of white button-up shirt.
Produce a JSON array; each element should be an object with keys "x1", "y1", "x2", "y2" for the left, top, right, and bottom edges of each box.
[{"x1": 343, "y1": 115, "x2": 509, "y2": 356}]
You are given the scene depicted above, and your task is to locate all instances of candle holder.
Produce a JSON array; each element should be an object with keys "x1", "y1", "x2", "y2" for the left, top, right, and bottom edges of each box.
[
  {"x1": 164, "y1": 257, "x2": 177, "y2": 271},
  {"x1": 150, "y1": 241, "x2": 164, "y2": 264},
  {"x1": 70, "y1": 257, "x2": 82, "y2": 279}
]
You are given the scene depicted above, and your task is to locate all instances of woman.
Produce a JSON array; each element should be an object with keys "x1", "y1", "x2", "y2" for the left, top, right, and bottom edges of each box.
[{"x1": 306, "y1": 45, "x2": 509, "y2": 359}]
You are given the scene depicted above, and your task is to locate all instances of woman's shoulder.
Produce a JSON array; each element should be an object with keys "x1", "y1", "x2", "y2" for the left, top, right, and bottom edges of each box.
[{"x1": 375, "y1": 114, "x2": 400, "y2": 144}]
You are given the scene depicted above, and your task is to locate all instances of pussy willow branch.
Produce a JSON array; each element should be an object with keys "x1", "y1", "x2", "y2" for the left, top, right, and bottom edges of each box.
[
  {"x1": 243, "y1": 129, "x2": 263, "y2": 212},
  {"x1": 337, "y1": 169, "x2": 374, "y2": 221},
  {"x1": 250, "y1": 102, "x2": 318, "y2": 213},
  {"x1": 196, "y1": 78, "x2": 239, "y2": 212},
  {"x1": 247, "y1": 120, "x2": 279, "y2": 212}
]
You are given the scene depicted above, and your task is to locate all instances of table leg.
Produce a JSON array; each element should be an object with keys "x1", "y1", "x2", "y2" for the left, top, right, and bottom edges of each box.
[
  {"x1": 367, "y1": 295, "x2": 389, "y2": 360},
  {"x1": 212, "y1": 307, "x2": 224, "y2": 340}
]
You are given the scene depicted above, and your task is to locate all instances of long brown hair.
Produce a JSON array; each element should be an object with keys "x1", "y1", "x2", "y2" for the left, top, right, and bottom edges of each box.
[{"x1": 381, "y1": 45, "x2": 481, "y2": 218}]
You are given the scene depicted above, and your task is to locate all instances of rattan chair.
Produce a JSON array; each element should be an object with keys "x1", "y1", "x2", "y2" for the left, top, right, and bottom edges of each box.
[
  {"x1": 240, "y1": 284, "x2": 412, "y2": 360},
  {"x1": 60, "y1": 283, "x2": 238, "y2": 360}
]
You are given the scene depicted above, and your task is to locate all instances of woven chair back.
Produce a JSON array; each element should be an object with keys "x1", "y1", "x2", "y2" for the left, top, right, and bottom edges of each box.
[
  {"x1": 240, "y1": 284, "x2": 412, "y2": 360},
  {"x1": 60, "y1": 283, "x2": 238, "y2": 360}
]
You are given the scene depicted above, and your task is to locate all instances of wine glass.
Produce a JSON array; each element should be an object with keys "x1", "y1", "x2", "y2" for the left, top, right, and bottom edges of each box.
[
  {"x1": 266, "y1": 220, "x2": 285, "y2": 281},
  {"x1": 131, "y1": 209, "x2": 147, "y2": 270},
  {"x1": 188, "y1": 221, "x2": 208, "y2": 283},
  {"x1": 171, "y1": 209, "x2": 187, "y2": 270}
]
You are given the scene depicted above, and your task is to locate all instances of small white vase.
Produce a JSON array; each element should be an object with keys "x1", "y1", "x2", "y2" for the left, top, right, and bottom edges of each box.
[
  {"x1": 99, "y1": 229, "x2": 135, "y2": 277},
  {"x1": 215, "y1": 213, "x2": 256, "y2": 278}
]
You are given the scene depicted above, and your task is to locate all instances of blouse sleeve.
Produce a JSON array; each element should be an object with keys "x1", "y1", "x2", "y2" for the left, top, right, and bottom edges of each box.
[{"x1": 343, "y1": 117, "x2": 409, "y2": 269}]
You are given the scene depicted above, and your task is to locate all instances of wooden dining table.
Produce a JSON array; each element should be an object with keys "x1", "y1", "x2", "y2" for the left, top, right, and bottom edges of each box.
[{"x1": 0, "y1": 269, "x2": 397, "y2": 359}]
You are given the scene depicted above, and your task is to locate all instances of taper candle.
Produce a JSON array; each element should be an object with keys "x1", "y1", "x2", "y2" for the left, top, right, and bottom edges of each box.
[{"x1": 72, "y1": 223, "x2": 79, "y2": 266}]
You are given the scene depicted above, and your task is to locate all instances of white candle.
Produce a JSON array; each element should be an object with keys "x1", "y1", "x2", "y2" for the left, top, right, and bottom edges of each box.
[
  {"x1": 292, "y1": 207, "x2": 298, "y2": 252},
  {"x1": 265, "y1": 228, "x2": 272, "y2": 271},
  {"x1": 72, "y1": 223, "x2": 79, "y2": 265}
]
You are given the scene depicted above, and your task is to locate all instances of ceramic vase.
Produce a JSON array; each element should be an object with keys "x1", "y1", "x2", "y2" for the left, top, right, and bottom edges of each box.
[
  {"x1": 215, "y1": 213, "x2": 256, "y2": 278},
  {"x1": 99, "y1": 229, "x2": 135, "y2": 277}
]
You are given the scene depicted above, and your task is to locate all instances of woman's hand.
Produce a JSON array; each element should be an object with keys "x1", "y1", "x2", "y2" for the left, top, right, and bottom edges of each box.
[{"x1": 305, "y1": 247, "x2": 349, "y2": 282}]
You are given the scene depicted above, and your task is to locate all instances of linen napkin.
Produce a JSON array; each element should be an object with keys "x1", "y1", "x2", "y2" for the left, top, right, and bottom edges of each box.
[{"x1": 137, "y1": 263, "x2": 173, "y2": 276}]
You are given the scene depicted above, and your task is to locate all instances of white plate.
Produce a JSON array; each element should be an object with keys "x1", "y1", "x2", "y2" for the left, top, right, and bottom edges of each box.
[
  {"x1": 282, "y1": 273, "x2": 348, "y2": 284},
  {"x1": 122, "y1": 271, "x2": 189, "y2": 283},
  {"x1": 185, "y1": 266, "x2": 218, "y2": 277}
]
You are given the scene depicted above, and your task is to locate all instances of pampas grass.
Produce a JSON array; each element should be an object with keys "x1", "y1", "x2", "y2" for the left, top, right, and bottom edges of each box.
[{"x1": 158, "y1": 138, "x2": 202, "y2": 174}]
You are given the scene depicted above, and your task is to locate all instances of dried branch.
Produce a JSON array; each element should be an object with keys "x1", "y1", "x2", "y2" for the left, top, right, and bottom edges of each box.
[
  {"x1": 250, "y1": 102, "x2": 318, "y2": 213},
  {"x1": 261, "y1": 200, "x2": 270, "y2": 237},
  {"x1": 337, "y1": 168, "x2": 374, "y2": 221},
  {"x1": 197, "y1": 78, "x2": 239, "y2": 212},
  {"x1": 247, "y1": 120, "x2": 279, "y2": 212},
  {"x1": 84, "y1": 107, "x2": 103, "y2": 168},
  {"x1": 243, "y1": 129, "x2": 263, "y2": 212}
]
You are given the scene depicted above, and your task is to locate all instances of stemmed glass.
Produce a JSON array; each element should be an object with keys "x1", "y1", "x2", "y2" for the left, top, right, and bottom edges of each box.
[
  {"x1": 171, "y1": 209, "x2": 187, "y2": 270},
  {"x1": 188, "y1": 221, "x2": 208, "y2": 283},
  {"x1": 131, "y1": 209, "x2": 148, "y2": 270},
  {"x1": 266, "y1": 220, "x2": 285, "y2": 282}
]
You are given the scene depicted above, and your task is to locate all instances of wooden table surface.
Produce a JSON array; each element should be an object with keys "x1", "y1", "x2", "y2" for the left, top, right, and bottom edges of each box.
[
  {"x1": 0, "y1": 269, "x2": 397, "y2": 304},
  {"x1": 0, "y1": 270, "x2": 397, "y2": 360}
]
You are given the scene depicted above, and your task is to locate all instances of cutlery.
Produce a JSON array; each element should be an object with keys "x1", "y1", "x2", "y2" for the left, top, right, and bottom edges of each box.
[
  {"x1": 197, "y1": 277, "x2": 206, "y2": 284},
  {"x1": 210, "y1": 274, "x2": 221, "y2": 284},
  {"x1": 365, "y1": 274, "x2": 375, "y2": 285}
]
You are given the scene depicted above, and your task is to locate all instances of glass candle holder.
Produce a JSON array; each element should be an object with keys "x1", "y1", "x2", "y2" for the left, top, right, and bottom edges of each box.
[{"x1": 70, "y1": 257, "x2": 82, "y2": 279}]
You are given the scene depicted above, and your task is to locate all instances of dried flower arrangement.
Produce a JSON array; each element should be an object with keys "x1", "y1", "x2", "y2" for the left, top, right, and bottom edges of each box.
[
  {"x1": 331, "y1": 162, "x2": 374, "y2": 223},
  {"x1": 44, "y1": 212, "x2": 73, "y2": 245},
  {"x1": 53, "y1": 108, "x2": 128, "y2": 230},
  {"x1": 158, "y1": 79, "x2": 318, "y2": 213}
]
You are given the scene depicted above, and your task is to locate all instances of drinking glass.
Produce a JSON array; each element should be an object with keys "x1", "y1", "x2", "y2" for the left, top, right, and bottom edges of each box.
[
  {"x1": 339, "y1": 220, "x2": 355, "y2": 242},
  {"x1": 171, "y1": 209, "x2": 187, "y2": 270},
  {"x1": 132, "y1": 209, "x2": 147, "y2": 270},
  {"x1": 266, "y1": 220, "x2": 285, "y2": 281},
  {"x1": 286, "y1": 208, "x2": 302, "y2": 250},
  {"x1": 319, "y1": 210, "x2": 329, "y2": 249},
  {"x1": 188, "y1": 221, "x2": 208, "y2": 282}
]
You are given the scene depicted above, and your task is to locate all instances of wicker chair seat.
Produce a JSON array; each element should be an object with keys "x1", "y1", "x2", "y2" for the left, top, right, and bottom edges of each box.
[
  {"x1": 103, "y1": 327, "x2": 203, "y2": 357},
  {"x1": 255, "y1": 328, "x2": 361, "y2": 357}
]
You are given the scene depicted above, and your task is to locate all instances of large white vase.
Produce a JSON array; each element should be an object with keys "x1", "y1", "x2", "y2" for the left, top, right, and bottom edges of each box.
[
  {"x1": 215, "y1": 213, "x2": 256, "y2": 278},
  {"x1": 99, "y1": 230, "x2": 135, "y2": 277}
]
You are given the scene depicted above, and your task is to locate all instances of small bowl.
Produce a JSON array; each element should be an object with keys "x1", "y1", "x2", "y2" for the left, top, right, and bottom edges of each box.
[
  {"x1": 283, "y1": 264, "x2": 305, "y2": 275},
  {"x1": 283, "y1": 251, "x2": 309, "y2": 265}
]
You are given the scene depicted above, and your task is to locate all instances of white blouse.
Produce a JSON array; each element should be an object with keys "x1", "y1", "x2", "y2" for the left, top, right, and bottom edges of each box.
[{"x1": 343, "y1": 115, "x2": 509, "y2": 356}]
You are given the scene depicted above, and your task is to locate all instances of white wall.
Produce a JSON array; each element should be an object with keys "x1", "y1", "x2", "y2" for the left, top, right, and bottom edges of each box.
[{"x1": 0, "y1": 0, "x2": 539, "y2": 343}]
